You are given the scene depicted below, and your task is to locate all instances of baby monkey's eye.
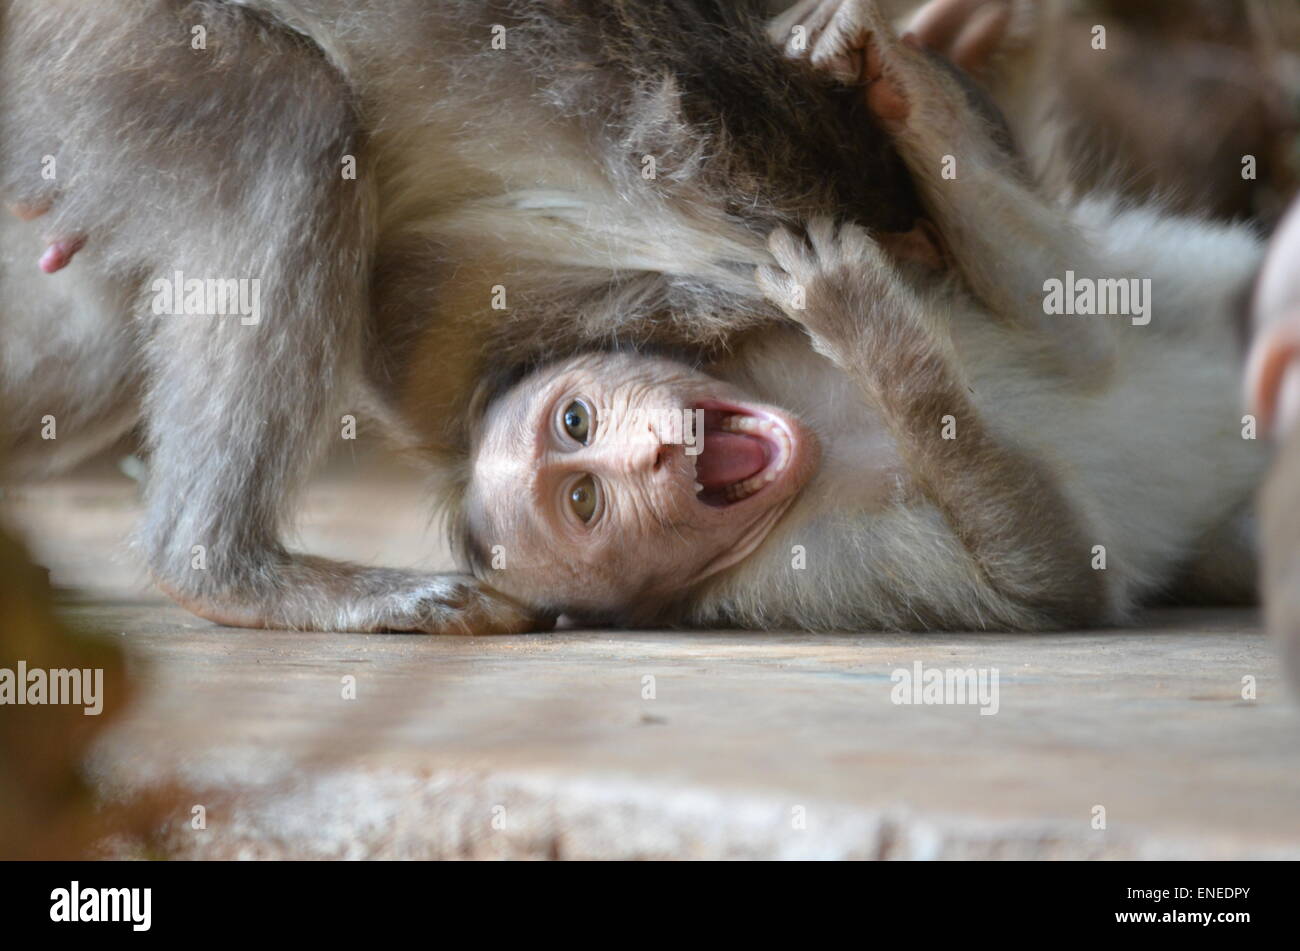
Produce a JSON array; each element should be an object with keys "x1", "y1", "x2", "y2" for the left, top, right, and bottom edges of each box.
[
  {"x1": 569, "y1": 474, "x2": 599, "y2": 523},
  {"x1": 562, "y1": 399, "x2": 592, "y2": 444}
]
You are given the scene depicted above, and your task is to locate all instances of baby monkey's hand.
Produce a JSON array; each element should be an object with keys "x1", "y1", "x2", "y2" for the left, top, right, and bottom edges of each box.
[
  {"x1": 757, "y1": 217, "x2": 907, "y2": 368},
  {"x1": 756, "y1": 214, "x2": 1105, "y2": 628},
  {"x1": 772, "y1": 0, "x2": 1032, "y2": 88}
]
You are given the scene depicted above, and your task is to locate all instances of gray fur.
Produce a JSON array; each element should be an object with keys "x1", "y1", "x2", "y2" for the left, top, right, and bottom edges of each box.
[{"x1": 0, "y1": 1, "x2": 916, "y2": 632}]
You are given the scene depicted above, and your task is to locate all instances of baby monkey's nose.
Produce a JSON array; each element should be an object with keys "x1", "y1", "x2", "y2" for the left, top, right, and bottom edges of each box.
[{"x1": 623, "y1": 427, "x2": 673, "y2": 477}]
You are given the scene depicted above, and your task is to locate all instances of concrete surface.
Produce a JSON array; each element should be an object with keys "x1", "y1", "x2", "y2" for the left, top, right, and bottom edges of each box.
[{"x1": 5, "y1": 455, "x2": 1300, "y2": 859}]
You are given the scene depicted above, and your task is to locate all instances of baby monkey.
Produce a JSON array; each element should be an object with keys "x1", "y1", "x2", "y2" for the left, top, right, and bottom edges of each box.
[{"x1": 461, "y1": 1, "x2": 1267, "y2": 631}]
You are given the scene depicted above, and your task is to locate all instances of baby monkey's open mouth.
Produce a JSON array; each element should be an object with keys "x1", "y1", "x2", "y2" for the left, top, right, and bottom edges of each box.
[{"x1": 692, "y1": 400, "x2": 794, "y2": 507}]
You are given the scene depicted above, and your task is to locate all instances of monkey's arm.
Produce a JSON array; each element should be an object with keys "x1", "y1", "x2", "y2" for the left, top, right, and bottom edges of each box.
[
  {"x1": 780, "y1": 0, "x2": 1114, "y2": 379},
  {"x1": 757, "y1": 218, "x2": 1106, "y2": 626}
]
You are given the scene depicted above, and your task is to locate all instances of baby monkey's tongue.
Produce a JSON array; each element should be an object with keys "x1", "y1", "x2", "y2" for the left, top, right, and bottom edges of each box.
[{"x1": 696, "y1": 430, "x2": 768, "y2": 489}]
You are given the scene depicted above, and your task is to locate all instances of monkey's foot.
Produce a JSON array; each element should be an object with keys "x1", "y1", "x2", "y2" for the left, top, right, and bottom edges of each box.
[
  {"x1": 375, "y1": 573, "x2": 546, "y2": 636},
  {"x1": 159, "y1": 563, "x2": 547, "y2": 636},
  {"x1": 773, "y1": 0, "x2": 1032, "y2": 83},
  {"x1": 7, "y1": 200, "x2": 87, "y2": 273},
  {"x1": 769, "y1": 0, "x2": 875, "y2": 85},
  {"x1": 907, "y1": 0, "x2": 1024, "y2": 78}
]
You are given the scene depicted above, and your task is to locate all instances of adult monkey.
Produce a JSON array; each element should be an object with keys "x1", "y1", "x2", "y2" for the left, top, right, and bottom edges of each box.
[{"x1": 1, "y1": 0, "x2": 949, "y2": 633}]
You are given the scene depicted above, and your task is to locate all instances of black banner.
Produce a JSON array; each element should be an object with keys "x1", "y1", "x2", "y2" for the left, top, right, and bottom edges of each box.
[{"x1": 0, "y1": 860, "x2": 1280, "y2": 939}]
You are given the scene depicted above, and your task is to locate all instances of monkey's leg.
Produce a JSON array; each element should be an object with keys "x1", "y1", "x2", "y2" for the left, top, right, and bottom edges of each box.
[
  {"x1": 141, "y1": 187, "x2": 538, "y2": 636},
  {"x1": 143, "y1": 263, "x2": 539, "y2": 637},
  {"x1": 784, "y1": 1, "x2": 1113, "y2": 377},
  {"x1": 757, "y1": 218, "x2": 1109, "y2": 626},
  {"x1": 89, "y1": 11, "x2": 537, "y2": 636},
  {"x1": 2, "y1": 1, "x2": 536, "y2": 634}
]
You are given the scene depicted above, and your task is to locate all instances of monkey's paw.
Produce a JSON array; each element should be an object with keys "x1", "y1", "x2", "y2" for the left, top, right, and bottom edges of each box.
[
  {"x1": 768, "y1": 0, "x2": 862, "y2": 82},
  {"x1": 770, "y1": 0, "x2": 1023, "y2": 142},
  {"x1": 161, "y1": 563, "x2": 546, "y2": 636},
  {"x1": 770, "y1": 0, "x2": 906, "y2": 88},
  {"x1": 906, "y1": 0, "x2": 1033, "y2": 79},
  {"x1": 773, "y1": 0, "x2": 1034, "y2": 82},
  {"x1": 372, "y1": 573, "x2": 545, "y2": 636},
  {"x1": 756, "y1": 217, "x2": 897, "y2": 349}
]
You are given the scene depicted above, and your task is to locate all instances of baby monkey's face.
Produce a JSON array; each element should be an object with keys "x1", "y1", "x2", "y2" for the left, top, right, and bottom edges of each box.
[{"x1": 467, "y1": 352, "x2": 820, "y2": 621}]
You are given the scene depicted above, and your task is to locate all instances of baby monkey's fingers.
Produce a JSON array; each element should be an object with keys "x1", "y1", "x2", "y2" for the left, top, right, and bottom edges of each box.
[
  {"x1": 767, "y1": 224, "x2": 813, "y2": 272},
  {"x1": 758, "y1": 219, "x2": 908, "y2": 358},
  {"x1": 759, "y1": 221, "x2": 825, "y2": 306},
  {"x1": 755, "y1": 263, "x2": 803, "y2": 319},
  {"x1": 767, "y1": 0, "x2": 839, "y2": 57},
  {"x1": 767, "y1": 217, "x2": 884, "y2": 279},
  {"x1": 413, "y1": 575, "x2": 549, "y2": 636},
  {"x1": 769, "y1": 0, "x2": 871, "y2": 84},
  {"x1": 907, "y1": 0, "x2": 1016, "y2": 77}
]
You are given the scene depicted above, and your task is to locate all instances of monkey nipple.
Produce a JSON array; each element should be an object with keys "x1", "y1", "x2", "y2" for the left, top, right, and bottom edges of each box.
[
  {"x1": 38, "y1": 235, "x2": 86, "y2": 274},
  {"x1": 7, "y1": 199, "x2": 54, "y2": 221},
  {"x1": 6, "y1": 202, "x2": 86, "y2": 273},
  {"x1": 5, "y1": 201, "x2": 85, "y2": 273}
]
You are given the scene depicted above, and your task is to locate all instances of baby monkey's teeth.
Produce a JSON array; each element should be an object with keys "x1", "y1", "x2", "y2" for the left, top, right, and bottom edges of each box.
[
  {"x1": 718, "y1": 413, "x2": 760, "y2": 435},
  {"x1": 722, "y1": 471, "x2": 773, "y2": 503},
  {"x1": 718, "y1": 412, "x2": 792, "y2": 475},
  {"x1": 702, "y1": 409, "x2": 795, "y2": 503},
  {"x1": 693, "y1": 481, "x2": 704, "y2": 495}
]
